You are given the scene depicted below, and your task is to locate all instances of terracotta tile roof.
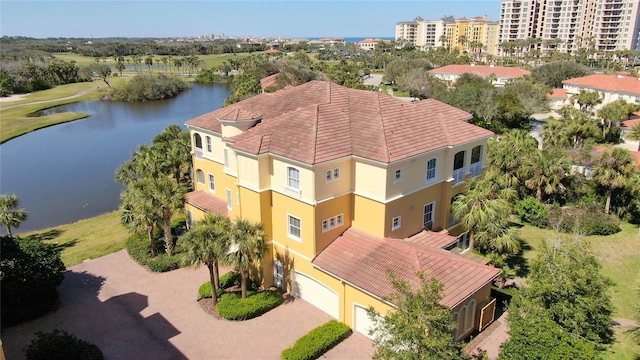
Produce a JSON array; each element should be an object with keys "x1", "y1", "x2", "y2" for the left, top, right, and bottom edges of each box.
[
  {"x1": 429, "y1": 64, "x2": 530, "y2": 78},
  {"x1": 185, "y1": 191, "x2": 228, "y2": 217},
  {"x1": 562, "y1": 74, "x2": 640, "y2": 96},
  {"x1": 260, "y1": 73, "x2": 280, "y2": 90},
  {"x1": 186, "y1": 81, "x2": 493, "y2": 165},
  {"x1": 402, "y1": 229, "x2": 459, "y2": 249},
  {"x1": 592, "y1": 146, "x2": 640, "y2": 170},
  {"x1": 622, "y1": 119, "x2": 640, "y2": 128},
  {"x1": 312, "y1": 228, "x2": 500, "y2": 308},
  {"x1": 548, "y1": 88, "x2": 568, "y2": 99}
]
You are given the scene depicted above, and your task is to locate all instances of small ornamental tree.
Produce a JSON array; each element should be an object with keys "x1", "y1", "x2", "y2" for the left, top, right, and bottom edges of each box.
[{"x1": 366, "y1": 271, "x2": 467, "y2": 360}]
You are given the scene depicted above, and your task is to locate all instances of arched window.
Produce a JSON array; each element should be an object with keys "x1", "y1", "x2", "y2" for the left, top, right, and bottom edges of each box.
[
  {"x1": 466, "y1": 299, "x2": 477, "y2": 333},
  {"x1": 457, "y1": 305, "x2": 467, "y2": 338},
  {"x1": 470, "y1": 146, "x2": 482, "y2": 177},
  {"x1": 193, "y1": 133, "x2": 202, "y2": 149},
  {"x1": 196, "y1": 169, "x2": 204, "y2": 184},
  {"x1": 453, "y1": 151, "x2": 465, "y2": 185},
  {"x1": 287, "y1": 167, "x2": 300, "y2": 190}
]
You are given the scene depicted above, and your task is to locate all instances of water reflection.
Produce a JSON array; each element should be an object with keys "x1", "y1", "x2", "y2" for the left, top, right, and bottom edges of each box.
[{"x1": 0, "y1": 84, "x2": 230, "y2": 234}]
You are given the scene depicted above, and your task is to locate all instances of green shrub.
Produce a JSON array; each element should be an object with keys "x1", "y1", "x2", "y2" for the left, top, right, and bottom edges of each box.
[
  {"x1": 515, "y1": 197, "x2": 548, "y2": 228},
  {"x1": 125, "y1": 234, "x2": 181, "y2": 272},
  {"x1": 216, "y1": 290, "x2": 282, "y2": 320},
  {"x1": 217, "y1": 271, "x2": 259, "y2": 290},
  {"x1": 281, "y1": 320, "x2": 352, "y2": 360},
  {"x1": 198, "y1": 281, "x2": 225, "y2": 299},
  {"x1": 549, "y1": 204, "x2": 620, "y2": 236},
  {"x1": 1, "y1": 236, "x2": 65, "y2": 327},
  {"x1": 111, "y1": 73, "x2": 187, "y2": 102},
  {"x1": 24, "y1": 329, "x2": 104, "y2": 360}
]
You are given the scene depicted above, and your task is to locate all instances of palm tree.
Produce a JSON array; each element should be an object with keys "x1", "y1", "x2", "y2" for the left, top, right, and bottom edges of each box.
[
  {"x1": 225, "y1": 219, "x2": 267, "y2": 298},
  {"x1": 627, "y1": 124, "x2": 640, "y2": 152},
  {"x1": 487, "y1": 130, "x2": 539, "y2": 188},
  {"x1": 120, "y1": 186, "x2": 162, "y2": 257},
  {"x1": 592, "y1": 148, "x2": 634, "y2": 214},
  {"x1": 151, "y1": 124, "x2": 191, "y2": 184},
  {"x1": 451, "y1": 177, "x2": 518, "y2": 254},
  {"x1": 522, "y1": 149, "x2": 570, "y2": 202},
  {"x1": 573, "y1": 90, "x2": 602, "y2": 114},
  {"x1": 132, "y1": 177, "x2": 185, "y2": 256},
  {"x1": 0, "y1": 194, "x2": 28, "y2": 238},
  {"x1": 179, "y1": 214, "x2": 231, "y2": 305},
  {"x1": 599, "y1": 100, "x2": 628, "y2": 140}
]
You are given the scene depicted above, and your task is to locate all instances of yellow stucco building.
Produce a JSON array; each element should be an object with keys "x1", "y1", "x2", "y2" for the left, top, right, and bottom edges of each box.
[
  {"x1": 445, "y1": 15, "x2": 500, "y2": 56},
  {"x1": 184, "y1": 80, "x2": 500, "y2": 340}
]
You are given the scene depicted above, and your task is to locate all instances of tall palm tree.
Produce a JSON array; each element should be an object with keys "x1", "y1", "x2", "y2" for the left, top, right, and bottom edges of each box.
[
  {"x1": 487, "y1": 130, "x2": 538, "y2": 188},
  {"x1": 120, "y1": 186, "x2": 162, "y2": 257},
  {"x1": 451, "y1": 177, "x2": 518, "y2": 254},
  {"x1": 0, "y1": 194, "x2": 28, "y2": 238},
  {"x1": 599, "y1": 100, "x2": 628, "y2": 140},
  {"x1": 572, "y1": 90, "x2": 602, "y2": 114},
  {"x1": 151, "y1": 124, "x2": 191, "y2": 184},
  {"x1": 179, "y1": 214, "x2": 231, "y2": 305},
  {"x1": 627, "y1": 124, "x2": 640, "y2": 152},
  {"x1": 134, "y1": 177, "x2": 186, "y2": 256},
  {"x1": 522, "y1": 149, "x2": 570, "y2": 202},
  {"x1": 225, "y1": 219, "x2": 267, "y2": 298},
  {"x1": 592, "y1": 148, "x2": 634, "y2": 214}
]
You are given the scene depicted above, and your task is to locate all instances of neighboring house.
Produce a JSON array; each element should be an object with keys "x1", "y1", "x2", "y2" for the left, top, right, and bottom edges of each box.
[
  {"x1": 622, "y1": 117, "x2": 640, "y2": 149},
  {"x1": 236, "y1": 40, "x2": 262, "y2": 49},
  {"x1": 548, "y1": 88, "x2": 569, "y2": 111},
  {"x1": 356, "y1": 38, "x2": 392, "y2": 51},
  {"x1": 184, "y1": 80, "x2": 500, "y2": 340},
  {"x1": 563, "y1": 74, "x2": 640, "y2": 110},
  {"x1": 429, "y1": 64, "x2": 530, "y2": 86},
  {"x1": 259, "y1": 73, "x2": 280, "y2": 92}
]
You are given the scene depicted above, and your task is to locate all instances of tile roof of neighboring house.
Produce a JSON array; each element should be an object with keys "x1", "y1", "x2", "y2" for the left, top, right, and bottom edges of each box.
[
  {"x1": 260, "y1": 73, "x2": 280, "y2": 91},
  {"x1": 184, "y1": 191, "x2": 229, "y2": 217},
  {"x1": 562, "y1": 74, "x2": 640, "y2": 96},
  {"x1": 263, "y1": 48, "x2": 280, "y2": 54},
  {"x1": 312, "y1": 228, "x2": 500, "y2": 308},
  {"x1": 592, "y1": 146, "x2": 640, "y2": 170},
  {"x1": 429, "y1": 64, "x2": 530, "y2": 78},
  {"x1": 186, "y1": 81, "x2": 493, "y2": 165},
  {"x1": 622, "y1": 119, "x2": 640, "y2": 128},
  {"x1": 548, "y1": 88, "x2": 568, "y2": 99}
]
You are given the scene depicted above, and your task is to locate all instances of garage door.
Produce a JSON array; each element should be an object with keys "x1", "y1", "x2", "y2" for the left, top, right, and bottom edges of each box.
[
  {"x1": 353, "y1": 304, "x2": 377, "y2": 339},
  {"x1": 291, "y1": 271, "x2": 339, "y2": 319}
]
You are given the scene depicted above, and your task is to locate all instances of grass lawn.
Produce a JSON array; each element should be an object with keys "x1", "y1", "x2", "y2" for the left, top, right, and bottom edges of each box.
[
  {"x1": 0, "y1": 80, "x2": 113, "y2": 143},
  {"x1": 22, "y1": 211, "x2": 128, "y2": 268},
  {"x1": 517, "y1": 222, "x2": 640, "y2": 358}
]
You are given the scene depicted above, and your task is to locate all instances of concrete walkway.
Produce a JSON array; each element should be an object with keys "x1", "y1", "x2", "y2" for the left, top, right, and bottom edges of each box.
[{"x1": 2, "y1": 250, "x2": 374, "y2": 360}]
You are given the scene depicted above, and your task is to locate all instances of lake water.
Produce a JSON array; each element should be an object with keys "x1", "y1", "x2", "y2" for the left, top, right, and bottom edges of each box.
[{"x1": 0, "y1": 84, "x2": 230, "y2": 235}]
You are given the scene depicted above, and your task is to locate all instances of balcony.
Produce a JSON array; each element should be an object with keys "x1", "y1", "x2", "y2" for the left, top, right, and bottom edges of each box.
[
  {"x1": 453, "y1": 168, "x2": 466, "y2": 185},
  {"x1": 195, "y1": 148, "x2": 203, "y2": 159},
  {"x1": 470, "y1": 162, "x2": 482, "y2": 177}
]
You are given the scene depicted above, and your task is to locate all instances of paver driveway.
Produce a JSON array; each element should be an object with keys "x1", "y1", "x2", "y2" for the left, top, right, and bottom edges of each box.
[{"x1": 2, "y1": 250, "x2": 374, "y2": 359}]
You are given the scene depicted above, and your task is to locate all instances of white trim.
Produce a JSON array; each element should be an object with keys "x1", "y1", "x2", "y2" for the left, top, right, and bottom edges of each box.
[
  {"x1": 322, "y1": 213, "x2": 344, "y2": 233},
  {"x1": 287, "y1": 214, "x2": 302, "y2": 242},
  {"x1": 423, "y1": 201, "x2": 435, "y2": 229},
  {"x1": 392, "y1": 216, "x2": 401, "y2": 230},
  {"x1": 208, "y1": 173, "x2": 215, "y2": 192},
  {"x1": 270, "y1": 241, "x2": 312, "y2": 262}
]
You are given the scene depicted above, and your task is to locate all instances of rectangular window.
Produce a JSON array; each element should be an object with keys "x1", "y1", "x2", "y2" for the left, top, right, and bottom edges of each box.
[
  {"x1": 288, "y1": 215, "x2": 301, "y2": 240},
  {"x1": 392, "y1": 216, "x2": 401, "y2": 230},
  {"x1": 325, "y1": 167, "x2": 340, "y2": 182},
  {"x1": 395, "y1": 169, "x2": 403, "y2": 182},
  {"x1": 287, "y1": 167, "x2": 300, "y2": 190},
  {"x1": 321, "y1": 214, "x2": 344, "y2": 232},
  {"x1": 424, "y1": 202, "x2": 435, "y2": 229},
  {"x1": 226, "y1": 189, "x2": 232, "y2": 209},
  {"x1": 426, "y1": 158, "x2": 437, "y2": 182},
  {"x1": 208, "y1": 174, "x2": 215, "y2": 192},
  {"x1": 223, "y1": 149, "x2": 229, "y2": 168},
  {"x1": 206, "y1": 136, "x2": 212, "y2": 152},
  {"x1": 326, "y1": 170, "x2": 333, "y2": 182},
  {"x1": 333, "y1": 168, "x2": 340, "y2": 179}
]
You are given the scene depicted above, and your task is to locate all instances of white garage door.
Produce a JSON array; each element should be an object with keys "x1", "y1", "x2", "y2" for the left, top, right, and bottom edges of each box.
[
  {"x1": 292, "y1": 271, "x2": 339, "y2": 319},
  {"x1": 353, "y1": 304, "x2": 377, "y2": 339}
]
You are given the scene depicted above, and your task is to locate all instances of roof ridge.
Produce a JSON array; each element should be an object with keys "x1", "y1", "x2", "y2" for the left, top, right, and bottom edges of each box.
[
  {"x1": 392, "y1": 237, "x2": 497, "y2": 271},
  {"x1": 437, "y1": 113, "x2": 453, "y2": 146},
  {"x1": 377, "y1": 93, "x2": 391, "y2": 162}
]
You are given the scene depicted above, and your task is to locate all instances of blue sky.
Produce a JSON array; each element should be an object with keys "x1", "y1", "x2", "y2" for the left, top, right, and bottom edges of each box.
[{"x1": 1, "y1": 1, "x2": 501, "y2": 39}]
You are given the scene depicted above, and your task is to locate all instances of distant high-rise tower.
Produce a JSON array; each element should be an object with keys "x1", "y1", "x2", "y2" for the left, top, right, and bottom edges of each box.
[{"x1": 498, "y1": 0, "x2": 640, "y2": 53}]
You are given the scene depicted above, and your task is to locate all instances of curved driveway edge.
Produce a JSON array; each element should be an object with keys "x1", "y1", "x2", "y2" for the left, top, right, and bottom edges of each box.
[{"x1": 2, "y1": 249, "x2": 373, "y2": 359}]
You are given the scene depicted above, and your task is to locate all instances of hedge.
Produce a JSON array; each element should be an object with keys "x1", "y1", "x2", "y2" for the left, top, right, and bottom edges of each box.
[
  {"x1": 281, "y1": 320, "x2": 352, "y2": 360},
  {"x1": 198, "y1": 281, "x2": 225, "y2": 299},
  {"x1": 216, "y1": 291, "x2": 282, "y2": 320},
  {"x1": 24, "y1": 329, "x2": 104, "y2": 360},
  {"x1": 548, "y1": 204, "x2": 620, "y2": 236},
  {"x1": 125, "y1": 234, "x2": 181, "y2": 272}
]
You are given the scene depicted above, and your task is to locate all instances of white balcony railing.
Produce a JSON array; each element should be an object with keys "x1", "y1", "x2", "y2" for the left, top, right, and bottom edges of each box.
[
  {"x1": 470, "y1": 162, "x2": 482, "y2": 177},
  {"x1": 453, "y1": 167, "x2": 465, "y2": 185},
  {"x1": 195, "y1": 148, "x2": 203, "y2": 159}
]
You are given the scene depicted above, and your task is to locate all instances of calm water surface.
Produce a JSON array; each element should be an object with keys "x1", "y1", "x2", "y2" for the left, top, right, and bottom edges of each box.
[{"x1": 0, "y1": 84, "x2": 229, "y2": 234}]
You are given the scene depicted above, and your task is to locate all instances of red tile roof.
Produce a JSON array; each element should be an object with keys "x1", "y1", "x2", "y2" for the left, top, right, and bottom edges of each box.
[
  {"x1": 429, "y1": 64, "x2": 530, "y2": 78},
  {"x1": 622, "y1": 119, "x2": 640, "y2": 128},
  {"x1": 548, "y1": 88, "x2": 568, "y2": 99},
  {"x1": 185, "y1": 191, "x2": 228, "y2": 217},
  {"x1": 186, "y1": 81, "x2": 493, "y2": 165},
  {"x1": 562, "y1": 74, "x2": 640, "y2": 96},
  {"x1": 260, "y1": 73, "x2": 280, "y2": 90},
  {"x1": 312, "y1": 228, "x2": 500, "y2": 308}
]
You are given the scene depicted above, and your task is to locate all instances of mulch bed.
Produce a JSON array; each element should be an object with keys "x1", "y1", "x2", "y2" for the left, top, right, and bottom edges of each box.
[{"x1": 197, "y1": 298, "x2": 223, "y2": 319}]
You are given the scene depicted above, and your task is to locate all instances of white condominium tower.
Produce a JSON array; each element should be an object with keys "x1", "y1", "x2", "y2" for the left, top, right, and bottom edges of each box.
[
  {"x1": 499, "y1": 0, "x2": 640, "y2": 53},
  {"x1": 395, "y1": 17, "x2": 447, "y2": 50}
]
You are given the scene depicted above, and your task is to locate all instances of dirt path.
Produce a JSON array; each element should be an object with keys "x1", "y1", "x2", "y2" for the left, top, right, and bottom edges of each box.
[{"x1": 0, "y1": 86, "x2": 99, "y2": 111}]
